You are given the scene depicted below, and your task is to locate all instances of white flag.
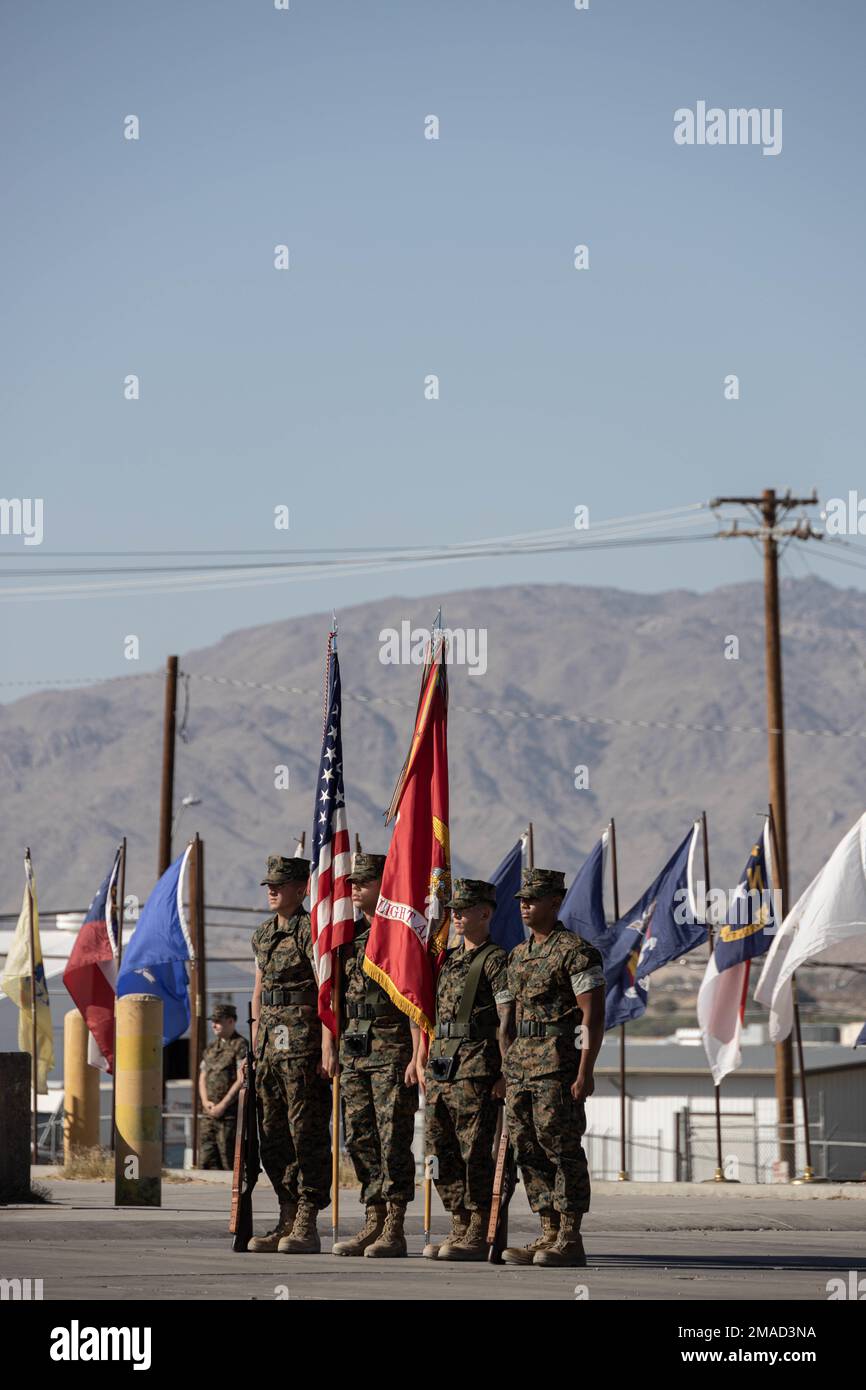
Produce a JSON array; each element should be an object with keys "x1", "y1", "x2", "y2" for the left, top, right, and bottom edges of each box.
[{"x1": 755, "y1": 812, "x2": 866, "y2": 1041}]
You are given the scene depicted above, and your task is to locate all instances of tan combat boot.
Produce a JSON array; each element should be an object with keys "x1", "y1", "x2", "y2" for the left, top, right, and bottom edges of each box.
[
  {"x1": 533, "y1": 1213, "x2": 586, "y2": 1266},
  {"x1": 422, "y1": 1206, "x2": 469, "y2": 1260},
  {"x1": 247, "y1": 1200, "x2": 297, "y2": 1253},
  {"x1": 439, "y1": 1206, "x2": 490, "y2": 1262},
  {"x1": 277, "y1": 1198, "x2": 321, "y2": 1254},
  {"x1": 332, "y1": 1203, "x2": 386, "y2": 1257},
  {"x1": 364, "y1": 1201, "x2": 407, "y2": 1258},
  {"x1": 501, "y1": 1210, "x2": 560, "y2": 1266}
]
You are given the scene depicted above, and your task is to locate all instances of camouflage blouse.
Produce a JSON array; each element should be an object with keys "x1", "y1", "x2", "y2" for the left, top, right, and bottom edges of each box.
[
  {"x1": 428, "y1": 939, "x2": 510, "y2": 1080},
  {"x1": 251, "y1": 909, "x2": 319, "y2": 1060},
  {"x1": 505, "y1": 923, "x2": 605, "y2": 1082},
  {"x1": 200, "y1": 1033, "x2": 248, "y2": 1106},
  {"x1": 339, "y1": 921, "x2": 413, "y2": 1071}
]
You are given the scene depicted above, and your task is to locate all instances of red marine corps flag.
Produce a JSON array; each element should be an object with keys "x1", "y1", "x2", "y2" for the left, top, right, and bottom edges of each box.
[{"x1": 362, "y1": 619, "x2": 451, "y2": 1035}]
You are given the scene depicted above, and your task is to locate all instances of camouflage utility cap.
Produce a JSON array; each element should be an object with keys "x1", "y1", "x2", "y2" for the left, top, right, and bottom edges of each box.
[
  {"x1": 348, "y1": 852, "x2": 387, "y2": 883},
  {"x1": 261, "y1": 855, "x2": 310, "y2": 886},
  {"x1": 515, "y1": 867, "x2": 567, "y2": 901},
  {"x1": 209, "y1": 1003, "x2": 237, "y2": 1021},
  {"x1": 448, "y1": 878, "x2": 497, "y2": 910}
]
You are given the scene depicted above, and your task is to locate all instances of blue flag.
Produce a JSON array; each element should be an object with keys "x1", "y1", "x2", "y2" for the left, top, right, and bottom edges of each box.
[
  {"x1": 605, "y1": 825, "x2": 704, "y2": 1029},
  {"x1": 117, "y1": 847, "x2": 194, "y2": 1046},
  {"x1": 488, "y1": 840, "x2": 524, "y2": 951},
  {"x1": 855, "y1": 1022, "x2": 866, "y2": 1048},
  {"x1": 560, "y1": 837, "x2": 607, "y2": 946},
  {"x1": 713, "y1": 831, "x2": 775, "y2": 971}
]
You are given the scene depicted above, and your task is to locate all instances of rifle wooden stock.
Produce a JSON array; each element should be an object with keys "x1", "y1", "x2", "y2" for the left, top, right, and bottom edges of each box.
[
  {"x1": 229, "y1": 1014, "x2": 259, "y2": 1252},
  {"x1": 487, "y1": 1102, "x2": 517, "y2": 1264}
]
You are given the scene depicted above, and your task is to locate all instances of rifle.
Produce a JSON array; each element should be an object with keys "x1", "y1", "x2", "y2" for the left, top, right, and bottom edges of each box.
[
  {"x1": 486, "y1": 1101, "x2": 517, "y2": 1263},
  {"x1": 228, "y1": 1007, "x2": 260, "y2": 1252}
]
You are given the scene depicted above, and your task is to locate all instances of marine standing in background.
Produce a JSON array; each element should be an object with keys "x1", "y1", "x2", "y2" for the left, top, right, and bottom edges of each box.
[
  {"x1": 247, "y1": 855, "x2": 332, "y2": 1254},
  {"x1": 322, "y1": 852, "x2": 422, "y2": 1258},
  {"x1": 502, "y1": 867, "x2": 605, "y2": 1268},
  {"x1": 421, "y1": 878, "x2": 512, "y2": 1261},
  {"x1": 198, "y1": 1003, "x2": 248, "y2": 1170}
]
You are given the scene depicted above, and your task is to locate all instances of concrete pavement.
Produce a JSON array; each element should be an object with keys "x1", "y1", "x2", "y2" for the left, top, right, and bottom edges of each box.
[{"x1": 2, "y1": 1172, "x2": 864, "y2": 1301}]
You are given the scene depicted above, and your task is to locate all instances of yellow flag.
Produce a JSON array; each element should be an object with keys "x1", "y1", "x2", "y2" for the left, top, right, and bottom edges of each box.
[{"x1": 0, "y1": 853, "x2": 54, "y2": 1092}]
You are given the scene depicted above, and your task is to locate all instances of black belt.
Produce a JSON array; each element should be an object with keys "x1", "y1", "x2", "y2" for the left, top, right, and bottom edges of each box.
[
  {"x1": 261, "y1": 987, "x2": 314, "y2": 1007},
  {"x1": 518, "y1": 1020, "x2": 575, "y2": 1039},
  {"x1": 435, "y1": 1021, "x2": 498, "y2": 1040},
  {"x1": 346, "y1": 1001, "x2": 390, "y2": 1020}
]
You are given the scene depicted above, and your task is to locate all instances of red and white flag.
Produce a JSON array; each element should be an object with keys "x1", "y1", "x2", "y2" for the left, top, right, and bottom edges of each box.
[
  {"x1": 63, "y1": 848, "x2": 122, "y2": 1073},
  {"x1": 310, "y1": 631, "x2": 355, "y2": 1035}
]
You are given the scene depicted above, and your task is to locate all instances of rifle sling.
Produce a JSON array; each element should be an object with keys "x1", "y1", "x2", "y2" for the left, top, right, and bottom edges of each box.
[{"x1": 435, "y1": 942, "x2": 498, "y2": 1060}]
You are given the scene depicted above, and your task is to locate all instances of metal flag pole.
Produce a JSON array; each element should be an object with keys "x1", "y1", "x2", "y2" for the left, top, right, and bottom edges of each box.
[
  {"x1": 111, "y1": 837, "x2": 127, "y2": 1154},
  {"x1": 767, "y1": 804, "x2": 814, "y2": 1182},
  {"x1": 331, "y1": 953, "x2": 342, "y2": 1243},
  {"x1": 26, "y1": 849, "x2": 38, "y2": 1165},
  {"x1": 609, "y1": 819, "x2": 628, "y2": 1182},
  {"x1": 327, "y1": 617, "x2": 343, "y2": 1242},
  {"x1": 701, "y1": 810, "x2": 727, "y2": 1183}
]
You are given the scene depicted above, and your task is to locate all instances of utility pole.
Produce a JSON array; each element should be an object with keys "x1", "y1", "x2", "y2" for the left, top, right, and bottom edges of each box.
[
  {"x1": 710, "y1": 488, "x2": 819, "y2": 1176},
  {"x1": 158, "y1": 656, "x2": 179, "y2": 876}
]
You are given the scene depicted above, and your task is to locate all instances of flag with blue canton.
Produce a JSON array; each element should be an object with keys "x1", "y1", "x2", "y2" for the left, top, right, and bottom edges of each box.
[
  {"x1": 117, "y1": 846, "x2": 194, "y2": 1046},
  {"x1": 488, "y1": 838, "x2": 525, "y2": 951},
  {"x1": 310, "y1": 628, "x2": 354, "y2": 1036},
  {"x1": 604, "y1": 824, "x2": 702, "y2": 1029}
]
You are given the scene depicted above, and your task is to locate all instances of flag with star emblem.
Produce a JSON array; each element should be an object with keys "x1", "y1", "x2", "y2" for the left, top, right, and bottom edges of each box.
[
  {"x1": 363, "y1": 625, "x2": 450, "y2": 1036},
  {"x1": 604, "y1": 824, "x2": 702, "y2": 1028},
  {"x1": 310, "y1": 629, "x2": 354, "y2": 1036},
  {"x1": 63, "y1": 846, "x2": 122, "y2": 1073}
]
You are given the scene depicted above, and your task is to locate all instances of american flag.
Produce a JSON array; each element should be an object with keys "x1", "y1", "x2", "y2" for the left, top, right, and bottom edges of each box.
[{"x1": 310, "y1": 631, "x2": 354, "y2": 1035}]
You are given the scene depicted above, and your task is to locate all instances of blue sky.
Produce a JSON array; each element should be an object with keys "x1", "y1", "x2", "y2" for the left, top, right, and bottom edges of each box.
[{"x1": 1, "y1": 1, "x2": 864, "y2": 696}]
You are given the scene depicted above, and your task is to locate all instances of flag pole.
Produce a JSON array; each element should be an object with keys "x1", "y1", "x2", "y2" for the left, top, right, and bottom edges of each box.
[
  {"x1": 609, "y1": 819, "x2": 628, "y2": 1182},
  {"x1": 701, "y1": 811, "x2": 726, "y2": 1182},
  {"x1": 422, "y1": 611, "x2": 444, "y2": 1255},
  {"x1": 327, "y1": 619, "x2": 342, "y2": 1242},
  {"x1": 111, "y1": 837, "x2": 127, "y2": 1154},
  {"x1": 26, "y1": 849, "x2": 38, "y2": 1165},
  {"x1": 331, "y1": 952, "x2": 342, "y2": 1242},
  {"x1": 767, "y1": 804, "x2": 814, "y2": 1182}
]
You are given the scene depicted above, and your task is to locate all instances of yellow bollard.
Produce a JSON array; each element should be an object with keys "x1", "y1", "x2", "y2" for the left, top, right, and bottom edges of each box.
[
  {"x1": 63, "y1": 1009, "x2": 100, "y2": 1160},
  {"x1": 114, "y1": 994, "x2": 163, "y2": 1207}
]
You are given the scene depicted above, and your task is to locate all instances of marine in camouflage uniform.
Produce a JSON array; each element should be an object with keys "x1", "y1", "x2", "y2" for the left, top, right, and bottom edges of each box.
[
  {"x1": 502, "y1": 867, "x2": 606, "y2": 1268},
  {"x1": 248, "y1": 855, "x2": 332, "y2": 1255},
  {"x1": 198, "y1": 1003, "x2": 248, "y2": 1170},
  {"x1": 422, "y1": 878, "x2": 512, "y2": 1261},
  {"x1": 326, "y1": 853, "x2": 421, "y2": 1259}
]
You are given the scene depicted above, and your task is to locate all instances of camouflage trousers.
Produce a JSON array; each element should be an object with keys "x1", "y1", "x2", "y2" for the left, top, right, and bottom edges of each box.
[
  {"x1": 505, "y1": 1078, "x2": 591, "y2": 1215},
  {"x1": 424, "y1": 1077, "x2": 500, "y2": 1212},
  {"x1": 340, "y1": 1061, "x2": 418, "y2": 1205},
  {"x1": 256, "y1": 1050, "x2": 332, "y2": 1210},
  {"x1": 199, "y1": 1111, "x2": 238, "y2": 1170}
]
